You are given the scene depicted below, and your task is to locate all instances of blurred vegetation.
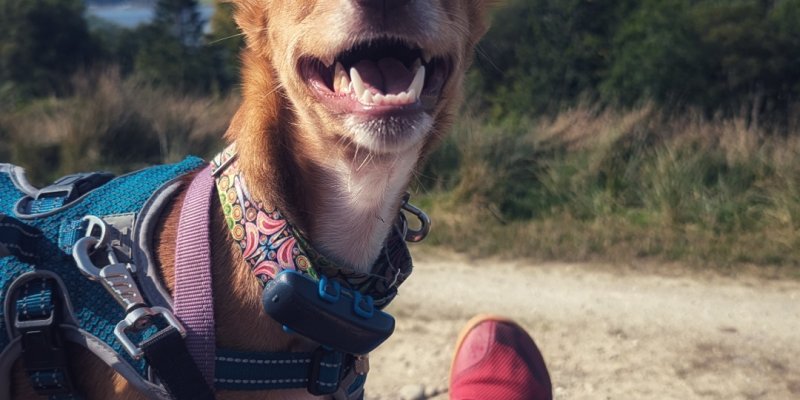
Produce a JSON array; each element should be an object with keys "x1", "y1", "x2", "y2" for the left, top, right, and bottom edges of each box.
[
  {"x1": 0, "y1": 0, "x2": 242, "y2": 183},
  {"x1": 473, "y1": 0, "x2": 800, "y2": 127},
  {"x1": 0, "y1": 69, "x2": 237, "y2": 184},
  {"x1": 1, "y1": 0, "x2": 799, "y2": 269},
  {"x1": 417, "y1": 107, "x2": 800, "y2": 268},
  {"x1": 1, "y1": 0, "x2": 242, "y2": 103}
]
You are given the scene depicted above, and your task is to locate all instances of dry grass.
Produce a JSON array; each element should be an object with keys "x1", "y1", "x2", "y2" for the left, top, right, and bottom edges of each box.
[
  {"x1": 416, "y1": 106, "x2": 800, "y2": 269},
  {"x1": 0, "y1": 69, "x2": 239, "y2": 184}
]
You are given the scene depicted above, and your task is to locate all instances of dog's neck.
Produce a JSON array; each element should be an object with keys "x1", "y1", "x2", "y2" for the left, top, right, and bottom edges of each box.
[
  {"x1": 302, "y1": 142, "x2": 419, "y2": 271},
  {"x1": 228, "y1": 52, "x2": 420, "y2": 272}
]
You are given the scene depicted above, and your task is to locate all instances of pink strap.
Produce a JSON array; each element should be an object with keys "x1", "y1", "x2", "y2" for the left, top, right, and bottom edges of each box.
[{"x1": 173, "y1": 165, "x2": 216, "y2": 384}]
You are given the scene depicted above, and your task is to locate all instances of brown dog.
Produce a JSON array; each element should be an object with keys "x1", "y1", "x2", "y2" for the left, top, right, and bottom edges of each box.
[{"x1": 12, "y1": 0, "x2": 493, "y2": 398}]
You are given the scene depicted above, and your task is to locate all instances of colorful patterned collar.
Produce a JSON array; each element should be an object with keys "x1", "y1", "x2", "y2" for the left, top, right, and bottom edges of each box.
[{"x1": 210, "y1": 145, "x2": 414, "y2": 307}]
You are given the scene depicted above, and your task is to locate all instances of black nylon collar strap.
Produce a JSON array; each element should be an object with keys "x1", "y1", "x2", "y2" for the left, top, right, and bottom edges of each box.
[{"x1": 140, "y1": 326, "x2": 215, "y2": 400}]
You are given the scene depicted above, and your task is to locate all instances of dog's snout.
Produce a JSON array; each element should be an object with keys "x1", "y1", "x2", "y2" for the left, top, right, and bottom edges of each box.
[{"x1": 354, "y1": 0, "x2": 411, "y2": 12}]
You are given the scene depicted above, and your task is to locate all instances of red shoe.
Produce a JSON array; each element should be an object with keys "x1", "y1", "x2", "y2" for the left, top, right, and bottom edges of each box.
[{"x1": 449, "y1": 315, "x2": 552, "y2": 400}]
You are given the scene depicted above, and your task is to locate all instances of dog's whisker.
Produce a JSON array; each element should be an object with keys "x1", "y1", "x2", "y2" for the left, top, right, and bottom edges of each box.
[
  {"x1": 262, "y1": 84, "x2": 284, "y2": 99},
  {"x1": 475, "y1": 44, "x2": 502, "y2": 74},
  {"x1": 356, "y1": 153, "x2": 373, "y2": 172},
  {"x1": 207, "y1": 31, "x2": 248, "y2": 45}
]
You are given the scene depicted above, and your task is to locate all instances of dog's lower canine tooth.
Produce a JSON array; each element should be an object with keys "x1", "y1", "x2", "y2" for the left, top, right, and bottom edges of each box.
[
  {"x1": 408, "y1": 66, "x2": 425, "y2": 100},
  {"x1": 360, "y1": 91, "x2": 373, "y2": 104}
]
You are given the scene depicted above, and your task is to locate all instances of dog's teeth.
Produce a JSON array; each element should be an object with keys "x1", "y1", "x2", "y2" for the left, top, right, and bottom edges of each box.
[
  {"x1": 334, "y1": 63, "x2": 350, "y2": 93},
  {"x1": 350, "y1": 68, "x2": 366, "y2": 97},
  {"x1": 360, "y1": 91, "x2": 373, "y2": 104},
  {"x1": 408, "y1": 65, "x2": 425, "y2": 100},
  {"x1": 388, "y1": 93, "x2": 400, "y2": 104},
  {"x1": 396, "y1": 92, "x2": 410, "y2": 103},
  {"x1": 406, "y1": 89, "x2": 416, "y2": 102},
  {"x1": 412, "y1": 58, "x2": 422, "y2": 71},
  {"x1": 369, "y1": 91, "x2": 414, "y2": 106}
]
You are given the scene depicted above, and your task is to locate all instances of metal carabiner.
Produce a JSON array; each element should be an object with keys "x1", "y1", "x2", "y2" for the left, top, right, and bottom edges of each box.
[
  {"x1": 72, "y1": 215, "x2": 187, "y2": 360},
  {"x1": 73, "y1": 235, "x2": 103, "y2": 277},
  {"x1": 400, "y1": 193, "x2": 431, "y2": 243},
  {"x1": 73, "y1": 236, "x2": 146, "y2": 313},
  {"x1": 81, "y1": 215, "x2": 109, "y2": 249}
]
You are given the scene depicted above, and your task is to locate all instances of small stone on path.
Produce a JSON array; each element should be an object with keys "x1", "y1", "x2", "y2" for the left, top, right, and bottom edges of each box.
[
  {"x1": 399, "y1": 383, "x2": 426, "y2": 400},
  {"x1": 424, "y1": 385, "x2": 446, "y2": 398}
]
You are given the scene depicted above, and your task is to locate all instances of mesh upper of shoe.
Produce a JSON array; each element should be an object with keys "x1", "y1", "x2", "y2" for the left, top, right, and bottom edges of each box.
[{"x1": 450, "y1": 319, "x2": 553, "y2": 400}]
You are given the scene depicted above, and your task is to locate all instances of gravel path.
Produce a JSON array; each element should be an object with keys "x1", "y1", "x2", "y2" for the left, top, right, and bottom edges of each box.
[{"x1": 365, "y1": 252, "x2": 800, "y2": 400}]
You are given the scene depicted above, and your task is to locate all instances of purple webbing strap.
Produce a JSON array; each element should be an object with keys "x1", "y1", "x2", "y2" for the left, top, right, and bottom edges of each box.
[{"x1": 173, "y1": 165, "x2": 216, "y2": 384}]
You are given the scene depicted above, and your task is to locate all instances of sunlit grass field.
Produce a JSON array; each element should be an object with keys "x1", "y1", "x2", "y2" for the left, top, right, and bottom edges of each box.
[
  {"x1": 2, "y1": 71, "x2": 799, "y2": 270},
  {"x1": 418, "y1": 106, "x2": 800, "y2": 269}
]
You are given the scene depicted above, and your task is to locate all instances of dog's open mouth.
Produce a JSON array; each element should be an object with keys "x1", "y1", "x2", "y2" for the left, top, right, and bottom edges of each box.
[{"x1": 300, "y1": 39, "x2": 451, "y2": 115}]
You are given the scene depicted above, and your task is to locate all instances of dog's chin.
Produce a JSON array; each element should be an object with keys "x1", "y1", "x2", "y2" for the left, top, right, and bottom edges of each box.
[{"x1": 342, "y1": 112, "x2": 433, "y2": 154}]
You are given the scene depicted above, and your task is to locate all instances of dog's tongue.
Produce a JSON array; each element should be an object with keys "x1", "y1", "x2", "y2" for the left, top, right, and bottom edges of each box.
[{"x1": 352, "y1": 58, "x2": 415, "y2": 95}]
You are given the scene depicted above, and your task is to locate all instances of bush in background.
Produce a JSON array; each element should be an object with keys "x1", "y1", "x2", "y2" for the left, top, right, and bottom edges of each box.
[
  {"x1": 0, "y1": 69, "x2": 238, "y2": 184},
  {"x1": 474, "y1": 0, "x2": 800, "y2": 125},
  {"x1": 0, "y1": 0, "x2": 99, "y2": 98}
]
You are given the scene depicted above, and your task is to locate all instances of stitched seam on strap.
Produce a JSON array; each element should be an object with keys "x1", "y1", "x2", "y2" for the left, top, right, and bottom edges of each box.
[
  {"x1": 2, "y1": 243, "x2": 37, "y2": 257},
  {"x1": 214, "y1": 378, "x2": 308, "y2": 384},
  {"x1": 215, "y1": 356, "x2": 311, "y2": 364},
  {"x1": 0, "y1": 222, "x2": 40, "y2": 237},
  {"x1": 319, "y1": 362, "x2": 341, "y2": 368}
]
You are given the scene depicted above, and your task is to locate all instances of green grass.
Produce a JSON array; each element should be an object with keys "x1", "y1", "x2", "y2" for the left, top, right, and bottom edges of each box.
[{"x1": 415, "y1": 106, "x2": 800, "y2": 269}]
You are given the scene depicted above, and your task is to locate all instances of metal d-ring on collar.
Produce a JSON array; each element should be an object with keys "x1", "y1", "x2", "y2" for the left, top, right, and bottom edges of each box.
[{"x1": 399, "y1": 192, "x2": 430, "y2": 243}]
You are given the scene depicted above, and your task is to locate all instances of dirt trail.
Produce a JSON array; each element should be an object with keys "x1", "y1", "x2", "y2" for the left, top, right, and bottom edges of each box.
[{"x1": 365, "y1": 252, "x2": 800, "y2": 400}]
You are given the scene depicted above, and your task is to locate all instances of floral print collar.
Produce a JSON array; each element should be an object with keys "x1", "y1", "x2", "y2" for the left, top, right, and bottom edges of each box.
[{"x1": 210, "y1": 145, "x2": 413, "y2": 308}]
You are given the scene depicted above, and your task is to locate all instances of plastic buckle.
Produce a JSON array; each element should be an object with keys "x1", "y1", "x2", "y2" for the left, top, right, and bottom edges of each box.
[
  {"x1": 36, "y1": 172, "x2": 114, "y2": 204},
  {"x1": 318, "y1": 275, "x2": 341, "y2": 303},
  {"x1": 114, "y1": 306, "x2": 186, "y2": 360},
  {"x1": 14, "y1": 292, "x2": 74, "y2": 395},
  {"x1": 352, "y1": 292, "x2": 374, "y2": 319},
  {"x1": 307, "y1": 347, "x2": 343, "y2": 395}
]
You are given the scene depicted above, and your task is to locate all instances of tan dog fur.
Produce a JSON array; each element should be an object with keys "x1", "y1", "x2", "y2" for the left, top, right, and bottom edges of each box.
[{"x1": 11, "y1": 1, "x2": 493, "y2": 398}]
